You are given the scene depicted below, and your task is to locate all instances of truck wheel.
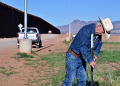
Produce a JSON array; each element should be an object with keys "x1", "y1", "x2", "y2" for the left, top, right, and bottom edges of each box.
[
  {"x1": 36, "y1": 40, "x2": 42, "y2": 48},
  {"x1": 36, "y1": 45, "x2": 39, "y2": 48},
  {"x1": 18, "y1": 45, "x2": 19, "y2": 48},
  {"x1": 39, "y1": 40, "x2": 42, "y2": 47},
  {"x1": 36, "y1": 43, "x2": 40, "y2": 48}
]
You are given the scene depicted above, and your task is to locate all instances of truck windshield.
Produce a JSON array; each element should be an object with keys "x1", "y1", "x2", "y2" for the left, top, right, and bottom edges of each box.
[{"x1": 22, "y1": 29, "x2": 37, "y2": 33}]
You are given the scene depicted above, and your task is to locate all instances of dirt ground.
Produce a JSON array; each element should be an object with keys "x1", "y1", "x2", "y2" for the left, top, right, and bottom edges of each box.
[
  {"x1": 102, "y1": 35, "x2": 120, "y2": 42},
  {"x1": 0, "y1": 34, "x2": 68, "y2": 86},
  {"x1": 0, "y1": 34, "x2": 120, "y2": 86}
]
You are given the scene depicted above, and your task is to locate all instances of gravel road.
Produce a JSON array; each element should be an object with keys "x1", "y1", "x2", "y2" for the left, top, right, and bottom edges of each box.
[{"x1": 0, "y1": 34, "x2": 58, "y2": 51}]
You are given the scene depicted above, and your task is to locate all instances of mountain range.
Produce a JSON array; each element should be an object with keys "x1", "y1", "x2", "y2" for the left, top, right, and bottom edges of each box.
[{"x1": 57, "y1": 19, "x2": 120, "y2": 35}]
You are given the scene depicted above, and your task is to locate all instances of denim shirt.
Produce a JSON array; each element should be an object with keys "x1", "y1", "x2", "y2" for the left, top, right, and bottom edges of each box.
[{"x1": 69, "y1": 24, "x2": 103, "y2": 64}]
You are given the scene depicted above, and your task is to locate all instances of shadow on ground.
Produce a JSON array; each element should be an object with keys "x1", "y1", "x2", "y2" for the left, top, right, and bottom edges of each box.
[
  {"x1": 34, "y1": 44, "x2": 54, "y2": 52},
  {"x1": 72, "y1": 81, "x2": 99, "y2": 86}
]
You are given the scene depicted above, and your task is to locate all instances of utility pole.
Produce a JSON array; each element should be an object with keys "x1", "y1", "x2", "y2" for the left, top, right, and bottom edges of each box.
[
  {"x1": 19, "y1": 0, "x2": 32, "y2": 54},
  {"x1": 91, "y1": 34, "x2": 94, "y2": 86},
  {"x1": 68, "y1": 0, "x2": 71, "y2": 39},
  {"x1": 24, "y1": 0, "x2": 27, "y2": 39}
]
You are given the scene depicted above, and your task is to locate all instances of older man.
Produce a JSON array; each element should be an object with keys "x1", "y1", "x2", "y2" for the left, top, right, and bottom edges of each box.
[{"x1": 61, "y1": 16, "x2": 113, "y2": 86}]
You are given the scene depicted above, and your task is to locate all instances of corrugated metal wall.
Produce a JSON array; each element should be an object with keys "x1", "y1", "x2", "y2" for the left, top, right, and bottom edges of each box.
[{"x1": 0, "y1": 2, "x2": 60, "y2": 38}]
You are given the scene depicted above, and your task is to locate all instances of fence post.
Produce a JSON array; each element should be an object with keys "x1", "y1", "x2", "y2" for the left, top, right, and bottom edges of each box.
[{"x1": 91, "y1": 34, "x2": 94, "y2": 86}]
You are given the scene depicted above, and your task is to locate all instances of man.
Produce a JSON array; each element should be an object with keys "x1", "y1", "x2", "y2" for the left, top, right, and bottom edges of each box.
[{"x1": 61, "y1": 16, "x2": 113, "y2": 86}]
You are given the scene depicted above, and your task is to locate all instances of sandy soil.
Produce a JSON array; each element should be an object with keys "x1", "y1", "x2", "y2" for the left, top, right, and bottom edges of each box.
[
  {"x1": 102, "y1": 35, "x2": 120, "y2": 42},
  {"x1": 0, "y1": 34, "x2": 68, "y2": 86},
  {"x1": 0, "y1": 34, "x2": 120, "y2": 86}
]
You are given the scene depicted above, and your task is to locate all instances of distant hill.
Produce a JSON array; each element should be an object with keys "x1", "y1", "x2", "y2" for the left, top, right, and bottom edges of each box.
[{"x1": 57, "y1": 19, "x2": 120, "y2": 35}]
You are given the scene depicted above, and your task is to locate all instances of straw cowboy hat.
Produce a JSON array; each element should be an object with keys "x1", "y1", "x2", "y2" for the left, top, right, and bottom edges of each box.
[{"x1": 98, "y1": 16, "x2": 113, "y2": 39}]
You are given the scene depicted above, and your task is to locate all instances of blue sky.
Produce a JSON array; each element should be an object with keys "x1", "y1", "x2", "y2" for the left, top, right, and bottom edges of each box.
[{"x1": 0, "y1": 0, "x2": 120, "y2": 27}]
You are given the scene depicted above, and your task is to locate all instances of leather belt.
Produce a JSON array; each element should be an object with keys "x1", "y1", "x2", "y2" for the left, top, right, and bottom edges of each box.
[{"x1": 68, "y1": 49, "x2": 82, "y2": 59}]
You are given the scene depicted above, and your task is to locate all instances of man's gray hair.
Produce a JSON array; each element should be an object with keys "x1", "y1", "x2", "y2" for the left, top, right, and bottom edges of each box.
[{"x1": 96, "y1": 21, "x2": 103, "y2": 29}]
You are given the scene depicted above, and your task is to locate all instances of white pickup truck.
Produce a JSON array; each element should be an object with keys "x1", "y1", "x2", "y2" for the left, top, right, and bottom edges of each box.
[{"x1": 17, "y1": 27, "x2": 42, "y2": 48}]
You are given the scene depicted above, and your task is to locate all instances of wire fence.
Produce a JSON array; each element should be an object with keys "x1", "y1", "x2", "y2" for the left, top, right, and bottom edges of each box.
[{"x1": 86, "y1": 52, "x2": 120, "y2": 86}]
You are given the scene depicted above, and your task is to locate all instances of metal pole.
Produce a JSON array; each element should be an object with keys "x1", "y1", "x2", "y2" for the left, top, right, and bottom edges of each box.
[
  {"x1": 24, "y1": 0, "x2": 27, "y2": 39},
  {"x1": 68, "y1": 0, "x2": 71, "y2": 39},
  {"x1": 91, "y1": 34, "x2": 93, "y2": 86},
  {"x1": 107, "y1": 63, "x2": 113, "y2": 85}
]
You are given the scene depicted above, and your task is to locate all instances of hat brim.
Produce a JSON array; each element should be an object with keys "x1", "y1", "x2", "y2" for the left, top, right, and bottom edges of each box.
[
  {"x1": 105, "y1": 30, "x2": 110, "y2": 39},
  {"x1": 98, "y1": 16, "x2": 103, "y2": 21},
  {"x1": 98, "y1": 16, "x2": 110, "y2": 39}
]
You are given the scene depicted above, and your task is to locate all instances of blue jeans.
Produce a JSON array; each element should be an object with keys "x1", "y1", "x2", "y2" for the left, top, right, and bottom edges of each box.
[{"x1": 61, "y1": 51, "x2": 86, "y2": 86}]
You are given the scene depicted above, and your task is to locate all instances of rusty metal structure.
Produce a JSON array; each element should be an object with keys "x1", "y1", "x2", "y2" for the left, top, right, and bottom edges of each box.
[{"x1": 0, "y1": 2, "x2": 60, "y2": 38}]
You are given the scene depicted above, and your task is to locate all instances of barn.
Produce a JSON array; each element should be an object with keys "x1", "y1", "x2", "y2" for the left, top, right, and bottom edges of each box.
[{"x1": 0, "y1": 2, "x2": 60, "y2": 38}]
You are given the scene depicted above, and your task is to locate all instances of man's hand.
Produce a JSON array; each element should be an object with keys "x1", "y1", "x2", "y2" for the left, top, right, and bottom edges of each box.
[
  {"x1": 94, "y1": 55, "x2": 97, "y2": 62},
  {"x1": 90, "y1": 61, "x2": 96, "y2": 68}
]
